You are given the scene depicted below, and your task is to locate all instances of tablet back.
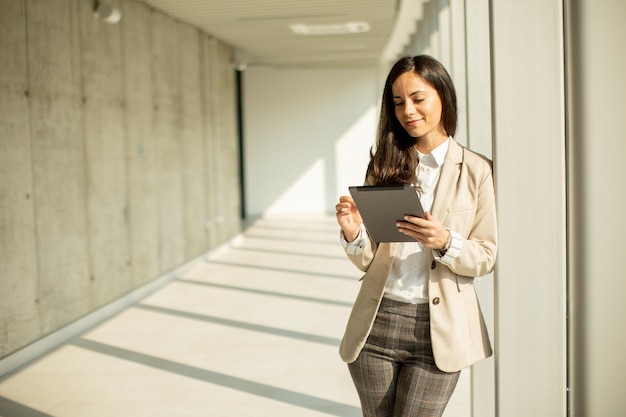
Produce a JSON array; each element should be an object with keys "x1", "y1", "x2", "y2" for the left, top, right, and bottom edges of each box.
[{"x1": 348, "y1": 184, "x2": 425, "y2": 243}]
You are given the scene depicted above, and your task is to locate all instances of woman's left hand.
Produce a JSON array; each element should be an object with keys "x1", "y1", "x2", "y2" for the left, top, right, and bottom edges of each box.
[{"x1": 397, "y1": 211, "x2": 448, "y2": 249}]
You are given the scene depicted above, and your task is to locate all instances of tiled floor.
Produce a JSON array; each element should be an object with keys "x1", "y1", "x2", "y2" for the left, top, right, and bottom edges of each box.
[{"x1": 0, "y1": 215, "x2": 469, "y2": 417}]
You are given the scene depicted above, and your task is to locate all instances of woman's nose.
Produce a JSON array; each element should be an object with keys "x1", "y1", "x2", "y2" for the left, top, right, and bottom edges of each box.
[{"x1": 404, "y1": 100, "x2": 416, "y2": 115}]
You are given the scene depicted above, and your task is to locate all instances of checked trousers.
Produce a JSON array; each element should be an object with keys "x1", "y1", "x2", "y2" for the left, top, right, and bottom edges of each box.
[{"x1": 348, "y1": 297, "x2": 460, "y2": 417}]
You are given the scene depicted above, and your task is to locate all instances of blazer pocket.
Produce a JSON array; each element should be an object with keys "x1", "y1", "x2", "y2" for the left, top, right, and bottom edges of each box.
[
  {"x1": 447, "y1": 203, "x2": 474, "y2": 213},
  {"x1": 445, "y1": 204, "x2": 475, "y2": 235}
]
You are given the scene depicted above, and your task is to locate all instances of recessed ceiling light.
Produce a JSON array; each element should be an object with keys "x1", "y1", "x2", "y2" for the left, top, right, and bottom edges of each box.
[
  {"x1": 315, "y1": 44, "x2": 368, "y2": 51},
  {"x1": 289, "y1": 22, "x2": 370, "y2": 36}
]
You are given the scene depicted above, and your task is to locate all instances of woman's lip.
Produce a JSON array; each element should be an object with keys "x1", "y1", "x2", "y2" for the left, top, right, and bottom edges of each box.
[{"x1": 406, "y1": 119, "x2": 420, "y2": 126}]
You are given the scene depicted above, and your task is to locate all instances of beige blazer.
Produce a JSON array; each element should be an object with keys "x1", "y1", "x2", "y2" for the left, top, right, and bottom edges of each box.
[{"x1": 339, "y1": 139, "x2": 498, "y2": 372}]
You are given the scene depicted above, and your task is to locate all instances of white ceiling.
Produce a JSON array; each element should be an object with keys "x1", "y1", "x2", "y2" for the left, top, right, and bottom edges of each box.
[{"x1": 137, "y1": 0, "x2": 399, "y2": 69}]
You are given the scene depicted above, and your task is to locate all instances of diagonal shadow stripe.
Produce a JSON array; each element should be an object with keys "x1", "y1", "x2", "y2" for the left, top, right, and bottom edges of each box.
[
  {"x1": 247, "y1": 222, "x2": 338, "y2": 232},
  {"x1": 0, "y1": 396, "x2": 55, "y2": 417},
  {"x1": 227, "y1": 244, "x2": 346, "y2": 260},
  {"x1": 248, "y1": 225, "x2": 339, "y2": 234},
  {"x1": 242, "y1": 232, "x2": 338, "y2": 245},
  {"x1": 178, "y1": 279, "x2": 353, "y2": 308},
  {"x1": 135, "y1": 304, "x2": 342, "y2": 346},
  {"x1": 71, "y1": 338, "x2": 360, "y2": 416},
  {"x1": 204, "y1": 259, "x2": 357, "y2": 280}
]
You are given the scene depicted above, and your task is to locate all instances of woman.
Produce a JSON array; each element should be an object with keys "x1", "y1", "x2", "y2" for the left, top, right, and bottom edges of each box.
[{"x1": 335, "y1": 55, "x2": 497, "y2": 417}]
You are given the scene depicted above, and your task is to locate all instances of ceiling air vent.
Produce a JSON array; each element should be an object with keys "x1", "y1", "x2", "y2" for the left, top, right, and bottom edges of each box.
[{"x1": 289, "y1": 22, "x2": 370, "y2": 35}]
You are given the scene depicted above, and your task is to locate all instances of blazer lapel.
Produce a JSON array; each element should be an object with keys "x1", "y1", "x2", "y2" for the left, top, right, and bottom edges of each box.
[{"x1": 430, "y1": 139, "x2": 463, "y2": 221}]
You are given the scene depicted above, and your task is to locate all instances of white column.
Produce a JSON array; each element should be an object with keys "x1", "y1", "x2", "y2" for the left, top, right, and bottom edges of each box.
[
  {"x1": 566, "y1": 0, "x2": 626, "y2": 415},
  {"x1": 464, "y1": 0, "x2": 495, "y2": 416},
  {"x1": 490, "y1": 1, "x2": 568, "y2": 416}
]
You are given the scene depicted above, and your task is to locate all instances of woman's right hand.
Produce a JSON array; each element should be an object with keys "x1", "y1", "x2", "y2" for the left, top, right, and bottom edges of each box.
[{"x1": 335, "y1": 196, "x2": 363, "y2": 242}]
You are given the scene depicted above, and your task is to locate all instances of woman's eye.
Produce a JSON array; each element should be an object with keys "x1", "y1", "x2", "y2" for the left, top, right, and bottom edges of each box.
[
  {"x1": 394, "y1": 102, "x2": 403, "y2": 107},
  {"x1": 413, "y1": 98, "x2": 424, "y2": 104}
]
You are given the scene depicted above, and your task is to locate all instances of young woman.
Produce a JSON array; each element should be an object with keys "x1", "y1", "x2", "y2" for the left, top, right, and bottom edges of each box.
[{"x1": 335, "y1": 55, "x2": 497, "y2": 417}]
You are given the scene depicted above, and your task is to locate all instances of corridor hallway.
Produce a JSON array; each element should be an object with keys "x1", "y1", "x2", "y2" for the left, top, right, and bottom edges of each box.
[{"x1": 0, "y1": 215, "x2": 469, "y2": 417}]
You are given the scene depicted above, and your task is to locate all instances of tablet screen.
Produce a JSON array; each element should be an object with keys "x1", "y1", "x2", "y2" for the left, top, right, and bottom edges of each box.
[{"x1": 348, "y1": 184, "x2": 424, "y2": 242}]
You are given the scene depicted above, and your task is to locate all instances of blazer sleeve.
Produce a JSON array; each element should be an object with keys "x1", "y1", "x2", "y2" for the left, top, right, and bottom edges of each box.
[
  {"x1": 344, "y1": 231, "x2": 379, "y2": 272},
  {"x1": 443, "y1": 156, "x2": 498, "y2": 278},
  {"x1": 343, "y1": 173, "x2": 380, "y2": 272}
]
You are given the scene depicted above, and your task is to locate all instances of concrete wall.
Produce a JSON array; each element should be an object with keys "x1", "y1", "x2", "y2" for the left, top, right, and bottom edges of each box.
[
  {"x1": 0, "y1": 0, "x2": 240, "y2": 359},
  {"x1": 242, "y1": 66, "x2": 378, "y2": 217}
]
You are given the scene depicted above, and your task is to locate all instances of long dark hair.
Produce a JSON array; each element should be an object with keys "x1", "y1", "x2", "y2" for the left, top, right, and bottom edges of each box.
[{"x1": 365, "y1": 55, "x2": 457, "y2": 185}]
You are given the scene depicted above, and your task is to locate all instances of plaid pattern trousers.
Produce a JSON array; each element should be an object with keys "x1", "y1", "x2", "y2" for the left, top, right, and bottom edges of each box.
[{"x1": 348, "y1": 297, "x2": 460, "y2": 417}]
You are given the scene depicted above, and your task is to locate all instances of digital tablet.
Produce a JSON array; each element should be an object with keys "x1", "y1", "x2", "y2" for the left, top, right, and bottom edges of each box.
[{"x1": 348, "y1": 184, "x2": 425, "y2": 243}]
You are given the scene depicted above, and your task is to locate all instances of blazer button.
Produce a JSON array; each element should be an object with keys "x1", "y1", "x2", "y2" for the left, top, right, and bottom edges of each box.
[
  {"x1": 432, "y1": 297, "x2": 440, "y2": 305},
  {"x1": 431, "y1": 260, "x2": 436, "y2": 269}
]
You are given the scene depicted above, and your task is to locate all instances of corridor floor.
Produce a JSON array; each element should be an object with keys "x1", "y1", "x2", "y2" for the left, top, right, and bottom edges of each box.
[{"x1": 0, "y1": 215, "x2": 469, "y2": 417}]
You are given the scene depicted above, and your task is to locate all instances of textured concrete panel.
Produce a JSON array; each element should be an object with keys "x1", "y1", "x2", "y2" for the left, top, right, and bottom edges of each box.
[
  {"x1": 78, "y1": 0, "x2": 131, "y2": 307},
  {"x1": 26, "y1": 0, "x2": 91, "y2": 332},
  {"x1": 200, "y1": 35, "x2": 218, "y2": 249},
  {"x1": 122, "y1": 0, "x2": 160, "y2": 287},
  {"x1": 0, "y1": 0, "x2": 41, "y2": 357},
  {"x1": 208, "y1": 38, "x2": 227, "y2": 245},
  {"x1": 178, "y1": 25, "x2": 206, "y2": 258},
  {"x1": 152, "y1": 12, "x2": 185, "y2": 270},
  {"x1": 211, "y1": 39, "x2": 241, "y2": 244},
  {"x1": 0, "y1": 0, "x2": 244, "y2": 360}
]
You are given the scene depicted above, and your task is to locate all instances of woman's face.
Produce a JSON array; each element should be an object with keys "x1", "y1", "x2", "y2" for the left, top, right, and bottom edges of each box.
[{"x1": 392, "y1": 71, "x2": 446, "y2": 141}]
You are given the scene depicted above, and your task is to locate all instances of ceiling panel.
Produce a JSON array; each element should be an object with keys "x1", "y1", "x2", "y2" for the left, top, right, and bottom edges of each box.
[{"x1": 136, "y1": 0, "x2": 399, "y2": 68}]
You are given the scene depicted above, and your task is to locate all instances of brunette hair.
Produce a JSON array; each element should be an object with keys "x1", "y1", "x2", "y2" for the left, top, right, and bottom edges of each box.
[{"x1": 365, "y1": 55, "x2": 457, "y2": 185}]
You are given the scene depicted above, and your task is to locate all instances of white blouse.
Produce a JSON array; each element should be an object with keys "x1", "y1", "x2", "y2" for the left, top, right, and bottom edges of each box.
[{"x1": 341, "y1": 138, "x2": 463, "y2": 304}]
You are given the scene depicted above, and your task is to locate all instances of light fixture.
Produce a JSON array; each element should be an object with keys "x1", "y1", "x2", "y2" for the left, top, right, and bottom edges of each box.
[
  {"x1": 289, "y1": 22, "x2": 370, "y2": 36},
  {"x1": 232, "y1": 51, "x2": 249, "y2": 71},
  {"x1": 93, "y1": 1, "x2": 122, "y2": 24}
]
